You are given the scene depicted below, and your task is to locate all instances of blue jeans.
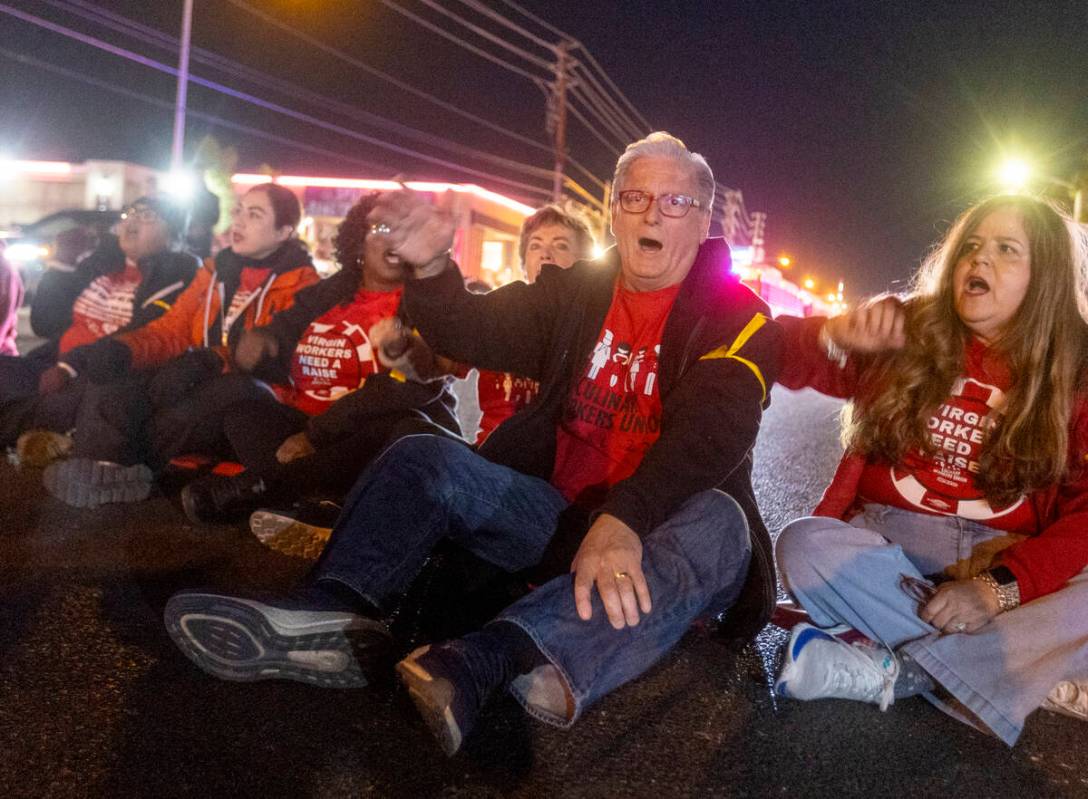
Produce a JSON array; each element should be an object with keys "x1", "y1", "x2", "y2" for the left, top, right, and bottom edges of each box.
[
  {"x1": 776, "y1": 505, "x2": 1088, "y2": 746},
  {"x1": 315, "y1": 434, "x2": 753, "y2": 727}
]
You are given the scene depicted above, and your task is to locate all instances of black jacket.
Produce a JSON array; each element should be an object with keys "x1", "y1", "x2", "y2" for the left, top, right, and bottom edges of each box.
[
  {"x1": 238, "y1": 267, "x2": 461, "y2": 449},
  {"x1": 405, "y1": 238, "x2": 784, "y2": 635},
  {"x1": 30, "y1": 237, "x2": 199, "y2": 346}
]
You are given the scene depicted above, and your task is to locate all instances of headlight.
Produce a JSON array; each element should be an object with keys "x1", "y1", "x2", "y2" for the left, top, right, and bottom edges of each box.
[{"x1": 6, "y1": 243, "x2": 49, "y2": 263}]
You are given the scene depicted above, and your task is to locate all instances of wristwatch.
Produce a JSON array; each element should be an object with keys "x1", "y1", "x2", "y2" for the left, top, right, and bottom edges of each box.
[{"x1": 974, "y1": 565, "x2": 1021, "y2": 613}]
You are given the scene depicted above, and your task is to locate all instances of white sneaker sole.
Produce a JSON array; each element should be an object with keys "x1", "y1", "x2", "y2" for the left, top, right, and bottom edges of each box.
[{"x1": 164, "y1": 592, "x2": 387, "y2": 687}]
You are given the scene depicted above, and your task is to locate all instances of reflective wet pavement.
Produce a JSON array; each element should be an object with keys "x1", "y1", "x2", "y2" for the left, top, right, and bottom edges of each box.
[{"x1": 1, "y1": 386, "x2": 1085, "y2": 798}]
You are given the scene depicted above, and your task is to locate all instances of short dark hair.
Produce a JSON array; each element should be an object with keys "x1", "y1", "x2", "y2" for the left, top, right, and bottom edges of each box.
[
  {"x1": 246, "y1": 183, "x2": 302, "y2": 231},
  {"x1": 333, "y1": 194, "x2": 382, "y2": 281},
  {"x1": 518, "y1": 205, "x2": 594, "y2": 266}
]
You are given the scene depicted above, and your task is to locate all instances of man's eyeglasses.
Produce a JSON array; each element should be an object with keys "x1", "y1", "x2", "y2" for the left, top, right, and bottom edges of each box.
[
  {"x1": 616, "y1": 190, "x2": 702, "y2": 218},
  {"x1": 120, "y1": 207, "x2": 161, "y2": 224}
]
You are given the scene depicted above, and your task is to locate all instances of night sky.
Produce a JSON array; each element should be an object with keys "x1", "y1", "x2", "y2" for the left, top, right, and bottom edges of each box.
[{"x1": 2, "y1": 0, "x2": 1087, "y2": 296}]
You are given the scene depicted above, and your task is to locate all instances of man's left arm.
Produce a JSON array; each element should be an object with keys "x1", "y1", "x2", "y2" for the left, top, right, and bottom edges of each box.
[{"x1": 598, "y1": 315, "x2": 784, "y2": 538}]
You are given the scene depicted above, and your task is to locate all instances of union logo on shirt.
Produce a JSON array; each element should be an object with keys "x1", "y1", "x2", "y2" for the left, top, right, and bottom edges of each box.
[{"x1": 890, "y1": 376, "x2": 1026, "y2": 520}]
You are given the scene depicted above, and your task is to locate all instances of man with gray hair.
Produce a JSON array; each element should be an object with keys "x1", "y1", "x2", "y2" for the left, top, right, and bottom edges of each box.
[{"x1": 164, "y1": 132, "x2": 782, "y2": 755}]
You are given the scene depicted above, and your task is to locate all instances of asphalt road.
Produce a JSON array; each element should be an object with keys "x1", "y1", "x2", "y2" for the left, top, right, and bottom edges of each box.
[{"x1": 1, "y1": 386, "x2": 1085, "y2": 798}]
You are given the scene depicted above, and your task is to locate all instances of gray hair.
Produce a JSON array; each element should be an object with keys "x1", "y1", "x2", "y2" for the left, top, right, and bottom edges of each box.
[{"x1": 611, "y1": 131, "x2": 715, "y2": 211}]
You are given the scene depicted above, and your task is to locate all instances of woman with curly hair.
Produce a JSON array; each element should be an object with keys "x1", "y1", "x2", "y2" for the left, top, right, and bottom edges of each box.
[
  {"x1": 772, "y1": 194, "x2": 1088, "y2": 744},
  {"x1": 180, "y1": 195, "x2": 461, "y2": 526}
]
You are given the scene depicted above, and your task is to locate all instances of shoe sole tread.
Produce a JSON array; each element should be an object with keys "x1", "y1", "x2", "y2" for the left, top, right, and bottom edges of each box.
[
  {"x1": 43, "y1": 459, "x2": 152, "y2": 508},
  {"x1": 396, "y1": 646, "x2": 462, "y2": 757},
  {"x1": 164, "y1": 593, "x2": 384, "y2": 688}
]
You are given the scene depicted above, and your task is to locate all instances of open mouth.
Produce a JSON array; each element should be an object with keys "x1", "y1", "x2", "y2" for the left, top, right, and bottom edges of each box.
[
  {"x1": 383, "y1": 249, "x2": 401, "y2": 265},
  {"x1": 638, "y1": 237, "x2": 663, "y2": 253},
  {"x1": 964, "y1": 275, "x2": 990, "y2": 295}
]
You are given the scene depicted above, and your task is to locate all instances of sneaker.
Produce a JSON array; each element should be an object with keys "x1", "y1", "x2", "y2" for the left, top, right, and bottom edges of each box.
[
  {"x1": 250, "y1": 501, "x2": 339, "y2": 559},
  {"x1": 775, "y1": 622, "x2": 899, "y2": 711},
  {"x1": 180, "y1": 472, "x2": 268, "y2": 524},
  {"x1": 164, "y1": 587, "x2": 390, "y2": 687},
  {"x1": 42, "y1": 458, "x2": 153, "y2": 508},
  {"x1": 1043, "y1": 680, "x2": 1088, "y2": 722},
  {"x1": 396, "y1": 641, "x2": 487, "y2": 757},
  {"x1": 15, "y1": 429, "x2": 73, "y2": 468}
]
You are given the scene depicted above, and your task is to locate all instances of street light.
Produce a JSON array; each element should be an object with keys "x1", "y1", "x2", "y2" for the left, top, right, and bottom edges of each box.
[
  {"x1": 995, "y1": 156, "x2": 1083, "y2": 222},
  {"x1": 997, "y1": 158, "x2": 1032, "y2": 192}
]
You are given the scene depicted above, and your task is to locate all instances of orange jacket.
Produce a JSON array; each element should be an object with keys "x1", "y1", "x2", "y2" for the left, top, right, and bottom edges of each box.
[{"x1": 117, "y1": 242, "x2": 319, "y2": 370}]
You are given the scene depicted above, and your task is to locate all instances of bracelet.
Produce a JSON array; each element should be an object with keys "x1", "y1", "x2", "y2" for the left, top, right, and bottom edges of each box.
[
  {"x1": 817, "y1": 325, "x2": 848, "y2": 368},
  {"x1": 973, "y1": 570, "x2": 1021, "y2": 613}
]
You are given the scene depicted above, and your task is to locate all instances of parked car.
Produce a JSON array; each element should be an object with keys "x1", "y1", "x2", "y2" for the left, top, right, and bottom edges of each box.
[{"x1": 0, "y1": 209, "x2": 121, "y2": 300}]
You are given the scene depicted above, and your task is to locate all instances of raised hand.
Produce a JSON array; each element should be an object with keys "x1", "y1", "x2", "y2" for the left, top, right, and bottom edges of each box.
[
  {"x1": 367, "y1": 190, "x2": 455, "y2": 278},
  {"x1": 823, "y1": 295, "x2": 907, "y2": 354}
]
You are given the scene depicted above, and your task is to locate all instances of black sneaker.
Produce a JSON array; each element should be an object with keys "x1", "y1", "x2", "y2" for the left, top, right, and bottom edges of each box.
[
  {"x1": 396, "y1": 641, "x2": 489, "y2": 757},
  {"x1": 164, "y1": 587, "x2": 391, "y2": 687},
  {"x1": 180, "y1": 472, "x2": 268, "y2": 524},
  {"x1": 42, "y1": 458, "x2": 153, "y2": 508},
  {"x1": 249, "y1": 500, "x2": 341, "y2": 559}
]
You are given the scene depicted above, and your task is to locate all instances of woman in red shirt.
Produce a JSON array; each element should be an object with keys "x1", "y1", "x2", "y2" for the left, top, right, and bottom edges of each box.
[{"x1": 773, "y1": 194, "x2": 1088, "y2": 744}]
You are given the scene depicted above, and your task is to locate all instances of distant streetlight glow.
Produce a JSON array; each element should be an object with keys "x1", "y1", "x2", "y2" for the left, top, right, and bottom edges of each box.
[
  {"x1": 803, "y1": 277, "x2": 815, "y2": 290},
  {"x1": 997, "y1": 158, "x2": 1032, "y2": 192},
  {"x1": 777, "y1": 255, "x2": 792, "y2": 268},
  {"x1": 591, "y1": 243, "x2": 605, "y2": 259}
]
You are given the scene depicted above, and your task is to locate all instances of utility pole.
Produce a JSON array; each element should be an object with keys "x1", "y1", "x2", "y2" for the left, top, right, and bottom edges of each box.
[
  {"x1": 750, "y1": 212, "x2": 767, "y2": 265},
  {"x1": 171, "y1": 0, "x2": 194, "y2": 172},
  {"x1": 548, "y1": 41, "x2": 571, "y2": 202},
  {"x1": 720, "y1": 189, "x2": 742, "y2": 245}
]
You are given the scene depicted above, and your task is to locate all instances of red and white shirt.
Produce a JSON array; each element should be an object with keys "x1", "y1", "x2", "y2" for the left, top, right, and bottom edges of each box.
[
  {"x1": 475, "y1": 370, "x2": 539, "y2": 445},
  {"x1": 284, "y1": 286, "x2": 402, "y2": 416},
  {"x1": 857, "y1": 337, "x2": 1038, "y2": 531},
  {"x1": 59, "y1": 259, "x2": 143, "y2": 354},
  {"x1": 551, "y1": 280, "x2": 680, "y2": 505}
]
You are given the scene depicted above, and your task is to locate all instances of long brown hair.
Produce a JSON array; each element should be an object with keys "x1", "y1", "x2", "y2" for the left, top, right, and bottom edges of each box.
[{"x1": 844, "y1": 195, "x2": 1088, "y2": 504}]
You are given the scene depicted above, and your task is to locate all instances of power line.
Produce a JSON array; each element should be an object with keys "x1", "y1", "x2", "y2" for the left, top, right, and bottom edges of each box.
[
  {"x1": 0, "y1": 46, "x2": 406, "y2": 179},
  {"x1": 218, "y1": 0, "x2": 605, "y2": 189},
  {"x1": 377, "y1": 0, "x2": 546, "y2": 84},
  {"x1": 48, "y1": 0, "x2": 564, "y2": 185},
  {"x1": 0, "y1": 3, "x2": 556, "y2": 197},
  {"x1": 217, "y1": 0, "x2": 554, "y2": 158},
  {"x1": 413, "y1": 0, "x2": 555, "y2": 70},
  {"x1": 454, "y1": 0, "x2": 557, "y2": 53},
  {"x1": 496, "y1": 0, "x2": 653, "y2": 131}
]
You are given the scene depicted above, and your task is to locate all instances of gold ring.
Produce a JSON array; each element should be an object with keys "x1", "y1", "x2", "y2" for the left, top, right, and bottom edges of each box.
[{"x1": 614, "y1": 571, "x2": 630, "y2": 580}]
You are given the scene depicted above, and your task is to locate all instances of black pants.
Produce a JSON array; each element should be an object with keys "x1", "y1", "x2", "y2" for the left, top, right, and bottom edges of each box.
[
  {"x1": 225, "y1": 406, "x2": 462, "y2": 503},
  {"x1": 72, "y1": 372, "x2": 287, "y2": 470},
  {"x1": 0, "y1": 346, "x2": 84, "y2": 447}
]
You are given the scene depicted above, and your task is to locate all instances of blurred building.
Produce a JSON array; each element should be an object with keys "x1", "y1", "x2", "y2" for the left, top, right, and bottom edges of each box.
[
  {"x1": 0, "y1": 159, "x2": 161, "y2": 230},
  {"x1": 231, "y1": 173, "x2": 536, "y2": 283}
]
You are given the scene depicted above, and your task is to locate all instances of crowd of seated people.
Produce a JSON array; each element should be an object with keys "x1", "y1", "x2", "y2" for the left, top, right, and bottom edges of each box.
[{"x1": 2, "y1": 132, "x2": 1086, "y2": 755}]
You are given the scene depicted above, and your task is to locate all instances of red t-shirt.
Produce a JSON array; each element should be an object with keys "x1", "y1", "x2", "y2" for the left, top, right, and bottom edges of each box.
[
  {"x1": 550, "y1": 280, "x2": 680, "y2": 505},
  {"x1": 59, "y1": 260, "x2": 142, "y2": 354},
  {"x1": 285, "y1": 286, "x2": 402, "y2": 416},
  {"x1": 857, "y1": 337, "x2": 1039, "y2": 531},
  {"x1": 475, "y1": 370, "x2": 539, "y2": 445}
]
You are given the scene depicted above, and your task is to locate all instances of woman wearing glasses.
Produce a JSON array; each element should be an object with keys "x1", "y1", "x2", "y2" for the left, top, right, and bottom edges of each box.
[
  {"x1": 41, "y1": 183, "x2": 320, "y2": 507},
  {"x1": 773, "y1": 194, "x2": 1088, "y2": 744}
]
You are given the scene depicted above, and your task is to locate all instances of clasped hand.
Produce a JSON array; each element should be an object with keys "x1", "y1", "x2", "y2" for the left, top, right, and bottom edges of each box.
[{"x1": 824, "y1": 295, "x2": 907, "y2": 353}]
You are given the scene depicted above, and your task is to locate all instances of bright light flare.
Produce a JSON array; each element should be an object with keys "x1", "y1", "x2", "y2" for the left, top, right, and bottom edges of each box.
[
  {"x1": 803, "y1": 277, "x2": 816, "y2": 290},
  {"x1": 6, "y1": 242, "x2": 50, "y2": 263},
  {"x1": 163, "y1": 170, "x2": 196, "y2": 201},
  {"x1": 997, "y1": 158, "x2": 1032, "y2": 192},
  {"x1": 591, "y1": 243, "x2": 605, "y2": 260},
  {"x1": 777, "y1": 255, "x2": 791, "y2": 268}
]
